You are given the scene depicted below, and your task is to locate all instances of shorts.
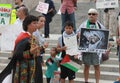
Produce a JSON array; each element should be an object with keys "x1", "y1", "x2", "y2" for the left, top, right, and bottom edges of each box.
[
  {"x1": 82, "y1": 52, "x2": 99, "y2": 65},
  {"x1": 60, "y1": 65, "x2": 75, "y2": 80}
]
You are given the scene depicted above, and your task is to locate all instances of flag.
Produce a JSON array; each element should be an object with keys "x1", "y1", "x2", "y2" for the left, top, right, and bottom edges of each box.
[
  {"x1": 61, "y1": 60, "x2": 80, "y2": 72},
  {"x1": 60, "y1": 54, "x2": 70, "y2": 64}
]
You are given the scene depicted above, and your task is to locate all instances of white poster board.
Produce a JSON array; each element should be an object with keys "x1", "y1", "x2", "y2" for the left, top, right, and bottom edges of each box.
[
  {"x1": 36, "y1": 1, "x2": 49, "y2": 14},
  {"x1": 63, "y1": 35, "x2": 78, "y2": 55},
  {"x1": 0, "y1": 24, "x2": 22, "y2": 51},
  {"x1": 96, "y1": 0, "x2": 119, "y2": 9}
]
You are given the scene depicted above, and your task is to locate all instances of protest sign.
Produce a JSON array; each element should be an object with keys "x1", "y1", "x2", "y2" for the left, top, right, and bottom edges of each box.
[
  {"x1": 0, "y1": 4, "x2": 12, "y2": 25},
  {"x1": 36, "y1": 1, "x2": 49, "y2": 14},
  {"x1": 79, "y1": 28, "x2": 109, "y2": 53},
  {"x1": 96, "y1": 0, "x2": 119, "y2": 9},
  {"x1": 63, "y1": 35, "x2": 78, "y2": 55}
]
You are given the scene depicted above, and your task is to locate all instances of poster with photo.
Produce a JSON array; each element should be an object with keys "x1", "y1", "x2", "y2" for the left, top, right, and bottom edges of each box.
[{"x1": 79, "y1": 28, "x2": 109, "y2": 53}]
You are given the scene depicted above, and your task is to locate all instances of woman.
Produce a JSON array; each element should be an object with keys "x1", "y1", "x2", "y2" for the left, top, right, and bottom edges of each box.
[
  {"x1": 33, "y1": 15, "x2": 49, "y2": 65},
  {"x1": 0, "y1": 15, "x2": 43, "y2": 83}
]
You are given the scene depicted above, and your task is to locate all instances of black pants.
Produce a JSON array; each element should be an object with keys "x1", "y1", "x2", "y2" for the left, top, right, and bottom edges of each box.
[
  {"x1": 44, "y1": 14, "x2": 52, "y2": 37},
  {"x1": 47, "y1": 78, "x2": 51, "y2": 83}
]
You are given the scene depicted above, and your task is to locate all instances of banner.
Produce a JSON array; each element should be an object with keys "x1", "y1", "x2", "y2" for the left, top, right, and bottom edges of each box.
[
  {"x1": 96, "y1": 0, "x2": 119, "y2": 9},
  {"x1": 0, "y1": 4, "x2": 12, "y2": 25},
  {"x1": 79, "y1": 28, "x2": 109, "y2": 53}
]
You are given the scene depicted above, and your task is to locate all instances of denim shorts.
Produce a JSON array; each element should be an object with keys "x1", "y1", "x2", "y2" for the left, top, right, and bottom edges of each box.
[{"x1": 82, "y1": 52, "x2": 100, "y2": 65}]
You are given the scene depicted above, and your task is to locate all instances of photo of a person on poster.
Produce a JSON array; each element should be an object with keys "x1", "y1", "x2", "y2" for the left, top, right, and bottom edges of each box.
[{"x1": 79, "y1": 28, "x2": 109, "y2": 52}]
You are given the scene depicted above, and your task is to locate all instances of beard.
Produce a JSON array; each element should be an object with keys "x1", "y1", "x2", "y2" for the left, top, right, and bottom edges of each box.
[{"x1": 15, "y1": 2, "x2": 18, "y2": 5}]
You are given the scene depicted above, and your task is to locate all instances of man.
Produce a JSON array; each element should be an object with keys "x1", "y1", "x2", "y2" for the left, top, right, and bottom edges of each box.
[
  {"x1": 60, "y1": 0, "x2": 77, "y2": 33},
  {"x1": 14, "y1": 7, "x2": 29, "y2": 25},
  {"x1": 95, "y1": 0, "x2": 117, "y2": 41},
  {"x1": 14, "y1": 0, "x2": 25, "y2": 11},
  {"x1": 77, "y1": 8, "x2": 107, "y2": 83},
  {"x1": 8, "y1": 7, "x2": 28, "y2": 59},
  {"x1": 14, "y1": 0, "x2": 26, "y2": 19}
]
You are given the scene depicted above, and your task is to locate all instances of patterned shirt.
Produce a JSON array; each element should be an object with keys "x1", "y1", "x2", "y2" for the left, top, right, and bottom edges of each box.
[{"x1": 60, "y1": 0, "x2": 75, "y2": 14}]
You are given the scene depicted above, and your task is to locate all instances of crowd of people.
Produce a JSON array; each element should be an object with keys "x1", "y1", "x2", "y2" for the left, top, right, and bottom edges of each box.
[{"x1": 0, "y1": 0, "x2": 120, "y2": 83}]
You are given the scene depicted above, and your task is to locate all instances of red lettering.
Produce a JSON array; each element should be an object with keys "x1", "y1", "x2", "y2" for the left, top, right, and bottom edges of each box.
[{"x1": 0, "y1": 8, "x2": 10, "y2": 13}]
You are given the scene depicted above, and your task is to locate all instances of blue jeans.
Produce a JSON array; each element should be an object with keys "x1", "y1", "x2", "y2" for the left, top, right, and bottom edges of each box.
[{"x1": 61, "y1": 11, "x2": 76, "y2": 33}]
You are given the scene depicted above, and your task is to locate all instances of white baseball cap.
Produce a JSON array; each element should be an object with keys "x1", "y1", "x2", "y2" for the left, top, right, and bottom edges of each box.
[{"x1": 88, "y1": 8, "x2": 98, "y2": 14}]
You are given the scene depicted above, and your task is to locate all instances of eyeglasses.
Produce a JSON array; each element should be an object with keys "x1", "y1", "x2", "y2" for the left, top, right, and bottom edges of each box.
[{"x1": 88, "y1": 13, "x2": 96, "y2": 16}]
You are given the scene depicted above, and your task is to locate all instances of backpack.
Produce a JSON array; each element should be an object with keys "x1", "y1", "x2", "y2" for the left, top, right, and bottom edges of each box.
[{"x1": 50, "y1": 8, "x2": 57, "y2": 17}]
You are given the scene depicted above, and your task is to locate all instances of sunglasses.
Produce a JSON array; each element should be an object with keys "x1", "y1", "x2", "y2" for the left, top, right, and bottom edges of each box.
[{"x1": 88, "y1": 13, "x2": 96, "y2": 16}]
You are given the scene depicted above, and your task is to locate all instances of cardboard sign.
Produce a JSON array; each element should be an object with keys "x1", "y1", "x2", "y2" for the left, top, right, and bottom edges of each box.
[
  {"x1": 36, "y1": 1, "x2": 49, "y2": 14},
  {"x1": 63, "y1": 35, "x2": 78, "y2": 55},
  {"x1": 96, "y1": 0, "x2": 119, "y2": 9}
]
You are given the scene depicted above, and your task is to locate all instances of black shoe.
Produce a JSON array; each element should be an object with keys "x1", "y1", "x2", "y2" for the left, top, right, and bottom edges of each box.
[
  {"x1": 44, "y1": 36, "x2": 49, "y2": 38},
  {"x1": 109, "y1": 38, "x2": 114, "y2": 41},
  {"x1": 8, "y1": 57, "x2": 12, "y2": 59}
]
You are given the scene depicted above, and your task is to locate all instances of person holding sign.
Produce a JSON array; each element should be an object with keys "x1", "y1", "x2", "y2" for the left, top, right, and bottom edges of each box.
[
  {"x1": 77, "y1": 8, "x2": 110, "y2": 83},
  {"x1": 43, "y1": 0, "x2": 55, "y2": 38},
  {"x1": 57, "y1": 21, "x2": 78, "y2": 83}
]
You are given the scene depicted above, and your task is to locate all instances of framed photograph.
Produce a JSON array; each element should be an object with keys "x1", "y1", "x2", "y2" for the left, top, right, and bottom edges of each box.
[{"x1": 79, "y1": 28, "x2": 109, "y2": 53}]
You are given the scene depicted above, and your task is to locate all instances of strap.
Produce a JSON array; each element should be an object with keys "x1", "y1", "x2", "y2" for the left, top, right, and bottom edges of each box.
[
  {"x1": 97, "y1": 22, "x2": 101, "y2": 29},
  {"x1": 61, "y1": 36, "x2": 66, "y2": 58}
]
